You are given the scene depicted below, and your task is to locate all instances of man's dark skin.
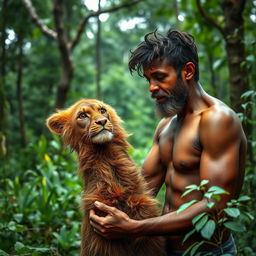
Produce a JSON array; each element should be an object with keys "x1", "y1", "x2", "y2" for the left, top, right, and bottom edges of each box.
[{"x1": 89, "y1": 41, "x2": 247, "y2": 251}]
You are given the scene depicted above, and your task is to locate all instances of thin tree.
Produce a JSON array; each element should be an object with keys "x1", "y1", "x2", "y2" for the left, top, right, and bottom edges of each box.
[
  {"x1": 96, "y1": 0, "x2": 102, "y2": 100},
  {"x1": 196, "y1": 1, "x2": 250, "y2": 123},
  {"x1": 196, "y1": 0, "x2": 252, "y2": 159},
  {"x1": 16, "y1": 33, "x2": 27, "y2": 147},
  {"x1": 21, "y1": 0, "x2": 142, "y2": 109},
  {"x1": 0, "y1": 0, "x2": 8, "y2": 150}
]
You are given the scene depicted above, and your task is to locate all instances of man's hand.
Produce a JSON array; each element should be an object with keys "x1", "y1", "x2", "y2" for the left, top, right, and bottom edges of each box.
[{"x1": 89, "y1": 201, "x2": 138, "y2": 239}]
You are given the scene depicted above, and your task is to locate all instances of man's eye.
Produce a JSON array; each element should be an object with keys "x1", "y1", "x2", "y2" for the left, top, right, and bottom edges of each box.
[
  {"x1": 99, "y1": 107, "x2": 107, "y2": 114},
  {"x1": 155, "y1": 76, "x2": 165, "y2": 81},
  {"x1": 78, "y1": 112, "x2": 88, "y2": 119}
]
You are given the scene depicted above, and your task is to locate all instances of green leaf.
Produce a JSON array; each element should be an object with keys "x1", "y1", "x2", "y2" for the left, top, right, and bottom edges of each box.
[
  {"x1": 182, "y1": 242, "x2": 199, "y2": 256},
  {"x1": 242, "y1": 212, "x2": 254, "y2": 221},
  {"x1": 13, "y1": 213, "x2": 23, "y2": 223},
  {"x1": 200, "y1": 180, "x2": 209, "y2": 186},
  {"x1": 185, "y1": 184, "x2": 198, "y2": 190},
  {"x1": 183, "y1": 229, "x2": 196, "y2": 244},
  {"x1": 192, "y1": 212, "x2": 207, "y2": 225},
  {"x1": 224, "y1": 208, "x2": 240, "y2": 218},
  {"x1": 191, "y1": 241, "x2": 205, "y2": 256},
  {"x1": 182, "y1": 188, "x2": 196, "y2": 198},
  {"x1": 218, "y1": 217, "x2": 228, "y2": 224},
  {"x1": 195, "y1": 215, "x2": 209, "y2": 231},
  {"x1": 206, "y1": 202, "x2": 215, "y2": 208},
  {"x1": 241, "y1": 90, "x2": 256, "y2": 99},
  {"x1": 237, "y1": 195, "x2": 250, "y2": 202},
  {"x1": 224, "y1": 221, "x2": 246, "y2": 232},
  {"x1": 200, "y1": 220, "x2": 216, "y2": 240},
  {"x1": 204, "y1": 192, "x2": 213, "y2": 199},
  {"x1": 0, "y1": 249, "x2": 11, "y2": 256},
  {"x1": 177, "y1": 200, "x2": 198, "y2": 214},
  {"x1": 212, "y1": 194, "x2": 221, "y2": 201},
  {"x1": 208, "y1": 186, "x2": 229, "y2": 195},
  {"x1": 14, "y1": 242, "x2": 25, "y2": 251}
]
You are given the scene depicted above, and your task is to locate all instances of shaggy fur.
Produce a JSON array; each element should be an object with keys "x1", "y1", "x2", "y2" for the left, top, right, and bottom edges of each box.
[{"x1": 46, "y1": 99, "x2": 165, "y2": 256}]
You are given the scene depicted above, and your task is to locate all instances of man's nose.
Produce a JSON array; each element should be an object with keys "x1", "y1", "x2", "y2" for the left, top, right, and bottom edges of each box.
[
  {"x1": 148, "y1": 82, "x2": 159, "y2": 93},
  {"x1": 95, "y1": 118, "x2": 107, "y2": 126}
]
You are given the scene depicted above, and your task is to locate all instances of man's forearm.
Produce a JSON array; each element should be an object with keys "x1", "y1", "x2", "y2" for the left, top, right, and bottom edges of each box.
[{"x1": 131, "y1": 200, "x2": 209, "y2": 236}]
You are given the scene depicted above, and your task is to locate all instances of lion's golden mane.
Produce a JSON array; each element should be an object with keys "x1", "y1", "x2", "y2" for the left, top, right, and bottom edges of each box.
[{"x1": 46, "y1": 99, "x2": 165, "y2": 256}]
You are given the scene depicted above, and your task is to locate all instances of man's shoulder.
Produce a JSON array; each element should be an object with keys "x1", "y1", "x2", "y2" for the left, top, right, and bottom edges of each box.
[
  {"x1": 199, "y1": 101, "x2": 245, "y2": 147},
  {"x1": 200, "y1": 101, "x2": 240, "y2": 128}
]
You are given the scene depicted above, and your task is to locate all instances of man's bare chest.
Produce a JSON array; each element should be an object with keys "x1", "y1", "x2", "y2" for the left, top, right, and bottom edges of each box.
[{"x1": 158, "y1": 116, "x2": 202, "y2": 172}]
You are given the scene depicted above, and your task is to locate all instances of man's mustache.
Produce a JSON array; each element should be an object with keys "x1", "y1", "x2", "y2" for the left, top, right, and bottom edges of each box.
[{"x1": 152, "y1": 90, "x2": 170, "y2": 99}]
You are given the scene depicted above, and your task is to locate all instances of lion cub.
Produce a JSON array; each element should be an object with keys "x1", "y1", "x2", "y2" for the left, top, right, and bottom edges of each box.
[{"x1": 46, "y1": 99, "x2": 165, "y2": 256}]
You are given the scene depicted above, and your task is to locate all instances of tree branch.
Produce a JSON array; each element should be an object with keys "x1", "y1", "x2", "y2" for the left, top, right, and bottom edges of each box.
[
  {"x1": 196, "y1": 0, "x2": 226, "y2": 37},
  {"x1": 21, "y1": 0, "x2": 57, "y2": 40},
  {"x1": 70, "y1": 0, "x2": 143, "y2": 51}
]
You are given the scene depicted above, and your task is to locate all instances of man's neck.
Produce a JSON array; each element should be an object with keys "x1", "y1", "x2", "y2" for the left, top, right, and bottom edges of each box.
[{"x1": 177, "y1": 82, "x2": 206, "y2": 119}]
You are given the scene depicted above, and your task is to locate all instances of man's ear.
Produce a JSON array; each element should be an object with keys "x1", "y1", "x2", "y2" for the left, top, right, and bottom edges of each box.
[
  {"x1": 182, "y1": 62, "x2": 195, "y2": 81},
  {"x1": 46, "y1": 111, "x2": 68, "y2": 135}
]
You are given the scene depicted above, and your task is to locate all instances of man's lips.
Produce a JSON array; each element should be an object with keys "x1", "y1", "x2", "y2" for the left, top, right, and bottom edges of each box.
[
  {"x1": 152, "y1": 95, "x2": 168, "y2": 103},
  {"x1": 151, "y1": 91, "x2": 169, "y2": 103}
]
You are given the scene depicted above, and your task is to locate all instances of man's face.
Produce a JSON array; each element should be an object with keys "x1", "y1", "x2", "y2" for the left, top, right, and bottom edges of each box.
[{"x1": 143, "y1": 59, "x2": 189, "y2": 117}]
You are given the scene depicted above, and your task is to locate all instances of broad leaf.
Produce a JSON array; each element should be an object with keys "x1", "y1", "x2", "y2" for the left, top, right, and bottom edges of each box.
[
  {"x1": 224, "y1": 208, "x2": 240, "y2": 218},
  {"x1": 237, "y1": 195, "x2": 250, "y2": 202},
  {"x1": 200, "y1": 220, "x2": 216, "y2": 240},
  {"x1": 200, "y1": 180, "x2": 209, "y2": 186},
  {"x1": 182, "y1": 188, "x2": 196, "y2": 198},
  {"x1": 177, "y1": 200, "x2": 198, "y2": 214},
  {"x1": 208, "y1": 186, "x2": 229, "y2": 195},
  {"x1": 185, "y1": 184, "x2": 198, "y2": 190},
  {"x1": 191, "y1": 241, "x2": 205, "y2": 256},
  {"x1": 206, "y1": 202, "x2": 215, "y2": 209},
  {"x1": 183, "y1": 229, "x2": 196, "y2": 244},
  {"x1": 195, "y1": 215, "x2": 208, "y2": 231},
  {"x1": 192, "y1": 212, "x2": 207, "y2": 225},
  {"x1": 224, "y1": 221, "x2": 246, "y2": 232}
]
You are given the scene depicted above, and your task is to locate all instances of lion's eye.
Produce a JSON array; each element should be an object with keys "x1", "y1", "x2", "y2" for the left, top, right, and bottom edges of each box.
[
  {"x1": 99, "y1": 107, "x2": 107, "y2": 114},
  {"x1": 77, "y1": 112, "x2": 88, "y2": 119}
]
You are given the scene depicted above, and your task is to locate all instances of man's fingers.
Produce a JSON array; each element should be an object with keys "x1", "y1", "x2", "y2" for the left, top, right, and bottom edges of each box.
[
  {"x1": 94, "y1": 201, "x2": 115, "y2": 214},
  {"x1": 89, "y1": 209, "x2": 105, "y2": 224}
]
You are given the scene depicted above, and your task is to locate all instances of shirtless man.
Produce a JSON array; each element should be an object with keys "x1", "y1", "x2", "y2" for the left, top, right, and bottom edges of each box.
[{"x1": 89, "y1": 30, "x2": 247, "y2": 255}]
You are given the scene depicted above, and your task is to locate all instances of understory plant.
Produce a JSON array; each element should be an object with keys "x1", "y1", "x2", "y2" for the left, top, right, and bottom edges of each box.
[{"x1": 177, "y1": 180, "x2": 254, "y2": 256}]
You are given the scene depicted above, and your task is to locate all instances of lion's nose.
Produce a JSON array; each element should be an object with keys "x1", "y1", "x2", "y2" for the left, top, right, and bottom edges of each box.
[{"x1": 95, "y1": 118, "x2": 107, "y2": 126}]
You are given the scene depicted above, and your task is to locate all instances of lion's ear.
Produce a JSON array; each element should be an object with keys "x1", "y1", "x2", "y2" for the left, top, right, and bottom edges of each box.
[{"x1": 46, "y1": 111, "x2": 68, "y2": 135}]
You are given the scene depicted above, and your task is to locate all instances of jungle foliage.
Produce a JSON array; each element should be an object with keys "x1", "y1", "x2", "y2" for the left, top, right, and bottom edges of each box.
[{"x1": 0, "y1": 0, "x2": 255, "y2": 255}]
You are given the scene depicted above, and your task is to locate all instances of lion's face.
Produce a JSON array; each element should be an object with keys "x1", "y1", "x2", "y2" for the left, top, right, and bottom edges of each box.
[
  {"x1": 46, "y1": 99, "x2": 124, "y2": 146},
  {"x1": 74, "y1": 102, "x2": 114, "y2": 144}
]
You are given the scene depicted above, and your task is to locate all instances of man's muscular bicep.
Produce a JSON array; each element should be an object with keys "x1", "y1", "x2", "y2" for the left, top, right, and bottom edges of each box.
[
  {"x1": 199, "y1": 108, "x2": 246, "y2": 208},
  {"x1": 142, "y1": 118, "x2": 169, "y2": 196},
  {"x1": 142, "y1": 144, "x2": 166, "y2": 195}
]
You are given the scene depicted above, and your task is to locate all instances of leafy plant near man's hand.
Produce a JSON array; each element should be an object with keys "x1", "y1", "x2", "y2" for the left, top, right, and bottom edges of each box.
[{"x1": 177, "y1": 180, "x2": 254, "y2": 256}]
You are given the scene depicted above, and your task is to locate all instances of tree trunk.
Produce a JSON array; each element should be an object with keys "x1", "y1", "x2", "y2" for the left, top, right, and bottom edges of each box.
[
  {"x1": 196, "y1": 0, "x2": 251, "y2": 135},
  {"x1": 221, "y1": 0, "x2": 249, "y2": 112},
  {"x1": 173, "y1": 0, "x2": 180, "y2": 29},
  {"x1": 96, "y1": 0, "x2": 102, "y2": 100},
  {"x1": 0, "y1": 0, "x2": 8, "y2": 135},
  {"x1": 220, "y1": 0, "x2": 252, "y2": 161},
  {"x1": 16, "y1": 34, "x2": 27, "y2": 147},
  {"x1": 53, "y1": 0, "x2": 74, "y2": 109}
]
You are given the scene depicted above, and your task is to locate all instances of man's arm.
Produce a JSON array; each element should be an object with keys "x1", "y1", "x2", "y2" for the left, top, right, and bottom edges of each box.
[
  {"x1": 142, "y1": 118, "x2": 169, "y2": 196},
  {"x1": 89, "y1": 109, "x2": 246, "y2": 238}
]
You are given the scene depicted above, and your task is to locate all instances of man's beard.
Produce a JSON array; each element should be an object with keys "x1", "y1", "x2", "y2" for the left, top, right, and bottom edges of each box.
[{"x1": 154, "y1": 79, "x2": 189, "y2": 118}]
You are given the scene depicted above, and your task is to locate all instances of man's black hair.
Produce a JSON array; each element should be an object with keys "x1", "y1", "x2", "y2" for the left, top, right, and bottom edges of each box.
[{"x1": 128, "y1": 29, "x2": 199, "y2": 81}]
